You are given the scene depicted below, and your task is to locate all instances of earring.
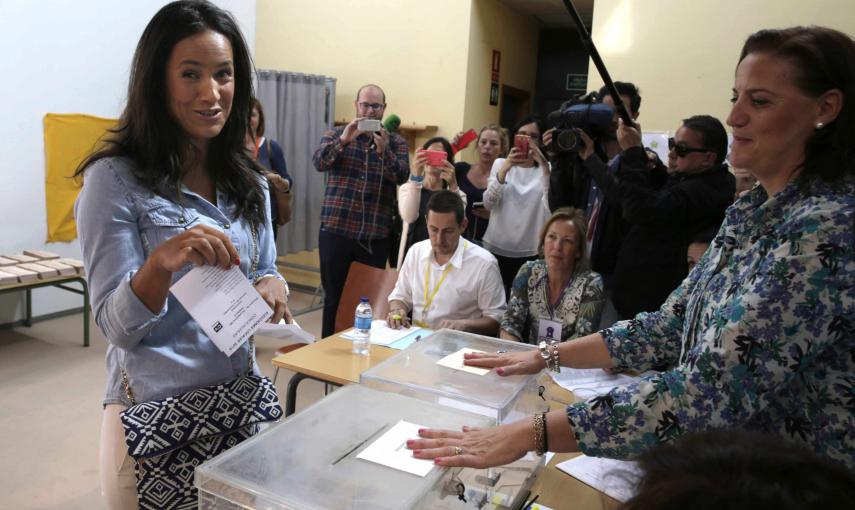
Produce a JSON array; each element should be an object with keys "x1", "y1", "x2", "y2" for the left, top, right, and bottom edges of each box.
[{"x1": 815, "y1": 122, "x2": 825, "y2": 129}]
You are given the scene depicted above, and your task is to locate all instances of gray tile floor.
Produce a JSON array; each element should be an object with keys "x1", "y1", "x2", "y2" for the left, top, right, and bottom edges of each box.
[{"x1": 0, "y1": 290, "x2": 326, "y2": 510}]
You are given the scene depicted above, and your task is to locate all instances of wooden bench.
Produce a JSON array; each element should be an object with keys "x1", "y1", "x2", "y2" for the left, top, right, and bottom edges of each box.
[{"x1": 0, "y1": 253, "x2": 90, "y2": 347}]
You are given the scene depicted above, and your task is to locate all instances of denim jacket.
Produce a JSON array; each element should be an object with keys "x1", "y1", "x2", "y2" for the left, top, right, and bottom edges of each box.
[{"x1": 75, "y1": 157, "x2": 283, "y2": 406}]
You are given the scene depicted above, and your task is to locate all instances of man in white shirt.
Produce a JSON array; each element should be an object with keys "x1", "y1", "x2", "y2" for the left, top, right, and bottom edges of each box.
[{"x1": 387, "y1": 191, "x2": 506, "y2": 335}]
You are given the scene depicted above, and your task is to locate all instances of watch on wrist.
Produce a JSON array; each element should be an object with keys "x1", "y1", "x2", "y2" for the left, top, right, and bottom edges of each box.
[{"x1": 538, "y1": 341, "x2": 551, "y2": 370}]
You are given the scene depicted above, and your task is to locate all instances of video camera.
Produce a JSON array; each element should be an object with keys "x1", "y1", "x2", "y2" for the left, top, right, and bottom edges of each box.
[{"x1": 545, "y1": 91, "x2": 615, "y2": 153}]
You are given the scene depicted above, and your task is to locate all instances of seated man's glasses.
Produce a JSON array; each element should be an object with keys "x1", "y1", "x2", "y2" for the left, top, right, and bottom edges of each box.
[
  {"x1": 668, "y1": 137, "x2": 711, "y2": 158},
  {"x1": 358, "y1": 102, "x2": 385, "y2": 111}
]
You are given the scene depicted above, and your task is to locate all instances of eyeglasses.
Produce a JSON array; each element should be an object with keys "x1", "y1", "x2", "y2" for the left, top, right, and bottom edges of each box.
[
  {"x1": 668, "y1": 137, "x2": 710, "y2": 158},
  {"x1": 358, "y1": 102, "x2": 386, "y2": 111}
]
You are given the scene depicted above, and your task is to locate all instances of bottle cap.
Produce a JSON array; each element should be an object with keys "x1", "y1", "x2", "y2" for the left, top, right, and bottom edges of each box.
[{"x1": 360, "y1": 296, "x2": 369, "y2": 302}]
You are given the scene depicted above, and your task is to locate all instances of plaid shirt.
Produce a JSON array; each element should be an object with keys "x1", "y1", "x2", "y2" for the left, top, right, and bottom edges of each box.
[{"x1": 313, "y1": 126, "x2": 409, "y2": 240}]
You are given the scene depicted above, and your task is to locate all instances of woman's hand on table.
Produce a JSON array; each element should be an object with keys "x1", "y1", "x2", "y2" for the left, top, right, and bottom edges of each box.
[
  {"x1": 463, "y1": 349, "x2": 545, "y2": 376},
  {"x1": 254, "y1": 276, "x2": 292, "y2": 324},
  {"x1": 408, "y1": 420, "x2": 532, "y2": 468}
]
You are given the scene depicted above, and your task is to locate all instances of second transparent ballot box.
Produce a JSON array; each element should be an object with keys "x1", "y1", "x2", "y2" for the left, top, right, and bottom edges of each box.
[{"x1": 359, "y1": 329, "x2": 544, "y2": 424}]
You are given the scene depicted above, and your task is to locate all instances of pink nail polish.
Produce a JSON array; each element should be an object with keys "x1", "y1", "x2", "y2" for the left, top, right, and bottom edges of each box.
[
  {"x1": 434, "y1": 458, "x2": 442, "y2": 464},
  {"x1": 406, "y1": 440, "x2": 414, "y2": 447},
  {"x1": 496, "y1": 368, "x2": 504, "y2": 375},
  {"x1": 418, "y1": 428, "x2": 425, "y2": 434},
  {"x1": 413, "y1": 450, "x2": 421, "y2": 455}
]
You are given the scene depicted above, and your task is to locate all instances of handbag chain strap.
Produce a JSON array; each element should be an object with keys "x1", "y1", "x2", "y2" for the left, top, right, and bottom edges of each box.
[{"x1": 121, "y1": 222, "x2": 261, "y2": 406}]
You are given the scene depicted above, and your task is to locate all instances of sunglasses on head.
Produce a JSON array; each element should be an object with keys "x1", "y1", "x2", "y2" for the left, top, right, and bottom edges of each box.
[{"x1": 668, "y1": 137, "x2": 711, "y2": 158}]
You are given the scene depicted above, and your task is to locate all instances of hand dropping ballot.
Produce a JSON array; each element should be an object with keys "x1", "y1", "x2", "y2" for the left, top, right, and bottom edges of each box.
[{"x1": 171, "y1": 265, "x2": 272, "y2": 356}]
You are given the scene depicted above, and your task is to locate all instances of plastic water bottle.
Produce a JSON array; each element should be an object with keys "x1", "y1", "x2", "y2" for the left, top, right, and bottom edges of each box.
[{"x1": 352, "y1": 297, "x2": 372, "y2": 356}]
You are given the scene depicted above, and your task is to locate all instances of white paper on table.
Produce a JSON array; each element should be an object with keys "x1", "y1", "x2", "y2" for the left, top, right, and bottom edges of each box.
[
  {"x1": 556, "y1": 454, "x2": 640, "y2": 503},
  {"x1": 339, "y1": 320, "x2": 426, "y2": 346},
  {"x1": 436, "y1": 348, "x2": 490, "y2": 376},
  {"x1": 255, "y1": 319, "x2": 316, "y2": 344},
  {"x1": 356, "y1": 420, "x2": 434, "y2": 476},
  {"x1": 549, "y1": 367, "x2": 644, "y2": 399},
  {"x1": 170, "y1": 265, "x2": 272, "y2": 356},
  {"x1": 369, "y1": 320, "x2": 425, "y2": 346}
]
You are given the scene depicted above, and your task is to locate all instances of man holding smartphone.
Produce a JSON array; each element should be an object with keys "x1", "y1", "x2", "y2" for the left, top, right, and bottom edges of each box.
[{"x1": 313, "y1": 84, "x2": 410, "y2": 337}]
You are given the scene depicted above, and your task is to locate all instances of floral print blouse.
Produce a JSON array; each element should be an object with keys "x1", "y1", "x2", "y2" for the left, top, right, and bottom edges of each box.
[
  {"x1": 501, "y1": 260, "x2": 604, "y2": 344},
  {"x1": 565, "y1": 177, "x2": 855, "y2": 470}
]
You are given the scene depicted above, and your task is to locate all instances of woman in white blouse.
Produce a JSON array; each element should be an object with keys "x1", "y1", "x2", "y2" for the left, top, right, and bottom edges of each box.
[{"x1": 482, "y1": 115, "x2": 551, "y2": 297}]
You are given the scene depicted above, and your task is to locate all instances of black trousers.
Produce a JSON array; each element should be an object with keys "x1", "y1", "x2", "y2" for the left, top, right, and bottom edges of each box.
[
  {"x1": 493, "y1": 253, "x2": 538, "y2": 300},
  {"x1": 319, "y1": 229, "x2": 389, "y2": 338}
]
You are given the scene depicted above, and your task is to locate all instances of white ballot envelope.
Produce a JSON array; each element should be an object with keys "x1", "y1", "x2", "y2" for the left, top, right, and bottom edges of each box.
[
  {"x1": 255, "y1": 319, "x2": 316, "y2": 344},
  {"x1": 171, "y1": 265, "x2": 272, "y2": 356},
  {"x1": 356, "y1": 420, "x2": 434, "y2": 477},
  {"x1": 436, "y1": 348, "x2": 490, "y2": 376}
]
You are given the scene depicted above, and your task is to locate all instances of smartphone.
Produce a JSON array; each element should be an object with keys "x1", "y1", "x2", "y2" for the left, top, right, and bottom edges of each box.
[
  {"x1": 472, "y1": 201, "x2": 485, "y2": 209},
  {"x1": 514, "y1": 134, "x2": 529, "y2": 155},
  {"x1": 422, "y1": 150, "x2": 447, "y2": 167},
  {"x1": 452, "y1": 128, "x2": 478, "y2": 152},
  {"x1": 357, "y1": 119, "x2": 382, "y2": 132}
]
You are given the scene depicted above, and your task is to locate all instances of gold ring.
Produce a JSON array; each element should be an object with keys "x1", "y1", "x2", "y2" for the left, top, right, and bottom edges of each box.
[
  {"x1": 391, "y1": 314, "x2": 402, "y2": 321},
  {"x1": 453, "y1": 446, "x2": 464, "y2": 456}
]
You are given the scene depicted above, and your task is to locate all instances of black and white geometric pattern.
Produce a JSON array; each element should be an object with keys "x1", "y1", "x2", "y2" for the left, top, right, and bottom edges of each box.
[{"x1": 120, "y1": 375, "x2": 282, "y2": 509}]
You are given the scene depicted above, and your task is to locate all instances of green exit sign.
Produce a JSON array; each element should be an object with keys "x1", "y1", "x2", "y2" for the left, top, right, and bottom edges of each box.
[{"x1": 566, "y1": 73, "x2": 587, "y2": 92}]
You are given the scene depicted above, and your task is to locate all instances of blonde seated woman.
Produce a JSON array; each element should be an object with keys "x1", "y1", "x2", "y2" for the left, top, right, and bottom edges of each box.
[{"x1": 501, "y1": 207, "x2": 604, "y2": 344}]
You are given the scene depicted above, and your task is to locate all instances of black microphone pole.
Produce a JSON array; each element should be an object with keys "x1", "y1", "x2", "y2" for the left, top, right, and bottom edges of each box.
[{"x1": 561, "y1": 0, "x2": 634, "y2": 126}]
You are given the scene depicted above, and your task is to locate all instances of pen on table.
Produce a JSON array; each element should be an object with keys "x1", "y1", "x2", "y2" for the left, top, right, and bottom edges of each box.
[{"x1": 523, "y1": 494, "x2": 539, "y2": 509}]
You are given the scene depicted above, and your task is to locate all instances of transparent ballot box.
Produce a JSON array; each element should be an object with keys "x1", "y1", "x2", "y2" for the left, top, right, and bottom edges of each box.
[
  {"x1": 359, "y1": 329, "x2": 543, "y2": 425},
  {"x1": 196, "y1": 384, "x2": 541, "y2": 510}
]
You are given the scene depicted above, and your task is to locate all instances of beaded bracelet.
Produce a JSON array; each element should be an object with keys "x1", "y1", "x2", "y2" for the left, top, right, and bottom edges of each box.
[{"x1": 549, "y1": 344, "x2": 560, "y2": 373}]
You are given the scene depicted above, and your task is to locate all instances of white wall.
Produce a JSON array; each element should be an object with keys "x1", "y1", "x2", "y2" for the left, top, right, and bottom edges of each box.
[
  {"x1": 587, "y1": 0, "x2": 855, "y2": 132},
  {"x1": 0, "y1": 0, "x2": 256, "y2": 324}
]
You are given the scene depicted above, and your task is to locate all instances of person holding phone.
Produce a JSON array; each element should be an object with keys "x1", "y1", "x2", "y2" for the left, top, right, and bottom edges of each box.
[
  {"x1": 396, "y1": 137, "x2": 467, "y2": 266},
  {"x1": 453, "y1": 125, "x2": 508, "y2": 244},
  {"x1": 312, "y1": 84, "x2": 410, "y2": 337},
  {"x1": 482, "y1": 115, "x2": 551, "y2": 298}
]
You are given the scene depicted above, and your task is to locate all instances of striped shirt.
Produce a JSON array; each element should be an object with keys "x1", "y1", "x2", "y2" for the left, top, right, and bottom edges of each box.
[{"x1": 313, "y1": 126, "x2": 409, "y2": 240}]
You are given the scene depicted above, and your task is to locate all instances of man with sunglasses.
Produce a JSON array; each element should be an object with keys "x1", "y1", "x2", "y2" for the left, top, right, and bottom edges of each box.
[
  {"x1": 313, "y1": 84, "x2": 410, "y2": 337},
  {"x1": 577, "y1": 115, "x2": 734, "y2": 319}
]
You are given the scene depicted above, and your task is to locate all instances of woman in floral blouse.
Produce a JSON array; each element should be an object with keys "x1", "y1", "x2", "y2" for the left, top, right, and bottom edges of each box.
[
  {"x1": 500, "y1": 207, "x2": 604, "y2": 344},
  {"x1": 409, "y1": 26, "x2": 855, "y2": 471}
]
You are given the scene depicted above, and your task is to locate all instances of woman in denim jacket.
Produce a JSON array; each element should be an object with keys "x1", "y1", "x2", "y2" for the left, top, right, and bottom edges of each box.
[{"x1": 73, "y1": 2, "x2": 290, "y2": 507}]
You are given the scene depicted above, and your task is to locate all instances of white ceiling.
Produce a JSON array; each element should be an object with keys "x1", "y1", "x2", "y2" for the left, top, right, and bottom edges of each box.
[{"x1": 497, "y1": 0, "x2": 595, "y2": 28}]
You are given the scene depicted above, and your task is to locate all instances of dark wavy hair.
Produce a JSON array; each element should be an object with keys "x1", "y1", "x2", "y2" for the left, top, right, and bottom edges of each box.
[
  {"x1": 76, "y1": 0, "x2": 265, "y2": 228},
  {"x1": 622, "y1": 429, "x2": 855, "y2": 510},
  {"x1": 739, "y1": 26, "x2": 855, "y2": 183}
]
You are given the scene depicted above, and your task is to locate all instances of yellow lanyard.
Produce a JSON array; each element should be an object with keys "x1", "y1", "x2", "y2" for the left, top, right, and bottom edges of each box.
[{"x1": 417, "y1": 241, "x2": 466, "y2": 327}]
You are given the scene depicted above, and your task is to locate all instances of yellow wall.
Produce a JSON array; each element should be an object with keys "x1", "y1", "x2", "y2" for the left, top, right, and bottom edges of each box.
[
  {"x1": 461, "y1": 0, "x2": 540, "y2": 162},
  {"x1": 255, "y1": 0, "x2": 472, "y2": 147},
  {"x1": 587, "y1": 0, "x2": 855, "y2": 132}
]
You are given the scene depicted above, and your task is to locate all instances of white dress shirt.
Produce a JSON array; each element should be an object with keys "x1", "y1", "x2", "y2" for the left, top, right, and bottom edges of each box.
[{"x1": 388, "y1": 238, "x2": 506, "y2": 329}]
